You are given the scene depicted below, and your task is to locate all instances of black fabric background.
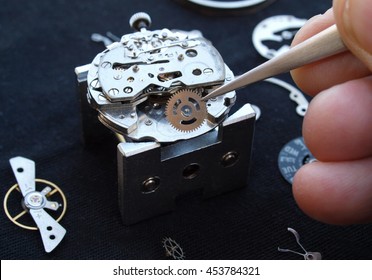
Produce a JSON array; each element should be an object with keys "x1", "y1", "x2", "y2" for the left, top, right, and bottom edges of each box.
[{"x1": 1, "y1": 0, "x2": 371, "y2": 260}]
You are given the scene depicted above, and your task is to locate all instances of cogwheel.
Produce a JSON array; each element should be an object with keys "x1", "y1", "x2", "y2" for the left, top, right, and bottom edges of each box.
[
  {"x1": 162, "y1": 237, "x2": 185, "y2": 260},
  {"x1": 129, "y1": 12, "x2": 152, "y2": 31},
  {"x1": 165, "y1": 89, "x2": 207, "y2": 132}
]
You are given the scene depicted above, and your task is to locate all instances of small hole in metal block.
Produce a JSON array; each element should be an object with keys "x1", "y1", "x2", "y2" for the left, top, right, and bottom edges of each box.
[
  {"x1": 141, "y1": 177, "x2": 160, "y2": 194},
  {"x1": 192, "y1": 68, "x2": 202, "y2": 76},
  {"x1": 183, "y1": 163, "x2": 200, "y2": 180},
  {"x1": 221, "y1": 151, "x2": 239, "y2": 168}
]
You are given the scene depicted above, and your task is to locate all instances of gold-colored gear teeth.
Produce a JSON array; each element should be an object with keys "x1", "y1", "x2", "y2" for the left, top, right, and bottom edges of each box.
[{"x1": 165, "y1": 89, "x2": 207, "y2": 133}]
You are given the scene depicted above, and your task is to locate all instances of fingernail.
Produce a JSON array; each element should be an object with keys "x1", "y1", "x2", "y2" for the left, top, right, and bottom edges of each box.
[
  {"x1": 341, "y1": 0, "x2": 352, "y2": 35},
  {"x1": 340, "y1": 0, "x2": 372, "y2": 53}
]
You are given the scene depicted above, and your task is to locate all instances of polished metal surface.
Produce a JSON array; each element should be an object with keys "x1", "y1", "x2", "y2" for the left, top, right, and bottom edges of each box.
[
  {"x1": 82, "y1": 12, "x2": 237, "y2": 142},
  {"x1": 117, "y1": 104, "x2": 255, "y2": 224},
  {"x1": 77, "y1": 13, "x2": 255, "y2": 225},
  {"x1": 186, "y1": 0, "x2": 267, "y2": 9},
  {"x1": 253, "y1": 15, "x2": 306, "y2": 59},
  {"x1": 8, "y1": 157, "x2": 66, "y2": 253}
]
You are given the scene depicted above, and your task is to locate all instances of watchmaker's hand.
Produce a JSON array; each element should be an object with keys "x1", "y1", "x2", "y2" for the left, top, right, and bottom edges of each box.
[{"x1": 291, "y1": 0, "x2": 372, "y2": 225}]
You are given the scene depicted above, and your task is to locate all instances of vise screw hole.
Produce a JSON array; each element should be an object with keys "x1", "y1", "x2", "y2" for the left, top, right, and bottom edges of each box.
[{"x1": 183, "y1": 163, "x2": 200, "y2": 180}]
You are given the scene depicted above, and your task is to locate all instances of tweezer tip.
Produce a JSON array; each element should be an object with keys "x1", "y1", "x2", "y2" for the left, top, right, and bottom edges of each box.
[{"x1": 202, "y1": 88, "x2": 222, "y2": 101}]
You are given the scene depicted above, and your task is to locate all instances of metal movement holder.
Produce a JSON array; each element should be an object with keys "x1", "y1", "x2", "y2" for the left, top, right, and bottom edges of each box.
[
  {"x1": 76, "y1": 12, "x2": 255, "y2": 224},
  {"x1": 77, "y1": 70, "x2": 254, "y2": 224},
  {"x1": 117, "y1": 105, "x2": 255, "y2": 224}
]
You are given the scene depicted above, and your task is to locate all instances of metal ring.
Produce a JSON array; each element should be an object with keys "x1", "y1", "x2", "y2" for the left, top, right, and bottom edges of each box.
[
  {"x1": 264, "y1": 78, "x2": 308, "y2": 117},
  {"x1": 3, "y1": 178, "x2": 67, "y2": 231},
  {"x1": 186, "y1": 0, "x2": 267, "y2": 9}
]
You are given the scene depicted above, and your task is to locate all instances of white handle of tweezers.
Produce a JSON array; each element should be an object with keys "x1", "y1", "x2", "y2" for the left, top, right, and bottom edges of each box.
[{"x1": 203, "y1": 24, "x2": 347, "y2": 100}]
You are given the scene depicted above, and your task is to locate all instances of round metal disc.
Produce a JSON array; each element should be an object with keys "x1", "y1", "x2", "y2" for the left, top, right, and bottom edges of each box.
[
  {"x1": 186, "y1": 0, "x2": 267, "y2": 9},
  {"x1": 252, "y1": 15, "x2": 307, "y2": 59},
  {"x1": 278, "y1": 137, "x2": 316, "y2": 184}
]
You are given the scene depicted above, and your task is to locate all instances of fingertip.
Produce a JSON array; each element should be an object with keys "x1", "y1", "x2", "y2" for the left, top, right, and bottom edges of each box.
[
  {"x1": 333, "y1": 0, "x2": 372, "y2": 70},
  {"x1": 291, "y1": 162, "x2": 339, "y2": 224},
  {"x1": 302, "y1": 77, "x2": 372, "y2": 161},
  {"x1": 290, "y1": 5, "x2": 370, "y2": 96},
  {"x1": 292, "y1": 8, "x2": 334, "y2": 46},
  {"x1": 293, "y1": 159, "x2": 372, "y2": 225},
  {"x1": 290, "y1": 67, "x2": 319, "y2": 96}
]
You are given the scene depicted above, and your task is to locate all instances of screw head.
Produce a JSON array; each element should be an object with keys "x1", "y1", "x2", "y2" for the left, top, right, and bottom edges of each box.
[
  {"x1": 221, "y1": 151, "x2": 239, "y2": 168},
  {"x1": 24, "y1": 192, "x2": 45, "y2": 209},
  {"x1": 108, "y1": 88, "x2": 119, "y2": 96},
  {"x1": 141, "y1": 177, "x2": 160, "y2": 193},
  {"x1": 124, "y1": 87, "x2": 133, "y2": 94},
  {"x1": 101, "y1": 61, "x2": 111, "y2": 69}
]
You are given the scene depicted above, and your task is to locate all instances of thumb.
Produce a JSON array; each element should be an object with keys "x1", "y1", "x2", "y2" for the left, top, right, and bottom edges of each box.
[{"x1": 333, "y1": 0, "x2": 372, "y2": 71}]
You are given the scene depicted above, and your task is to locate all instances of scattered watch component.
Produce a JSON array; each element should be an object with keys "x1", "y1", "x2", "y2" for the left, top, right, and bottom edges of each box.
[
  {"x1": 105, "y1": 31, "x2": 121, "y2": 42},
  {"x1": 162, "y1": 237, "x2": 185, "y2": 260},
  {"x1": 91, "y1": 33, "x2": 114, "y2": 47},
  {"x1": 264, "y1": 77, "x2": 309, "y2": 117},
  {"x1": 185, "y1": 0, "x2": 267, "y2": 10},
  {"x1": 278, "y1": 137, "x2": 316, "y2": 184},
  {"x1": 278, "y1": 228, "x2": 322, "y2": 260},
  {"x1": 253, "y1": 15, "x2": 307, "y2": 59},
  {"x1": 76, "y1": 12, "x2": 256, "y2": 224},
  {"x1": 91, "y1": 32, "x2": 121, "y2": 47},
  {"x1": 3, "y1": 156, "x2": 67, "y2": 253}
]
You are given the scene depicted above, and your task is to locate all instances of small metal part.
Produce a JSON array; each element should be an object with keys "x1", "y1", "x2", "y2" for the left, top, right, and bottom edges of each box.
[
  {"x1": 142, "y1": 177, "x2": 160, "y2": 193},
  {"x1": 91, "y1": 33, "x2": 113, "y2": 47},
  {"x1": 253, "y1": 15, "x2": 307, "y2": 59},
  {"x1": 185, "y1": 0, "x2": 267, "y2": 10},
  {"x1": 278, "y1": 137, "x2": 316, "y2": 184},
  {"x1": 162, "y1": 237, "x2": 185, "y2": 260},
  {"x1": 129, "y1": 12, "x2": 152, "y2": 31},
  {"x1": 165, "y1": 89, "x2": 207, "y2": 132},
  {"x1": 4, "y1": 157, "x2": 67, "y2": 253},
  {"x1": 278, "y1": 228, "x2": 322, "y2": 260},
  {"x1": 105, "y1": 31, "x2": 121, "y2": 42},
  {"x1": 221, "y1": 151, "x2": 239, "y2": 167},
  {"x1": 265, "y1": 78, "x2": 308, "y2": 117}
]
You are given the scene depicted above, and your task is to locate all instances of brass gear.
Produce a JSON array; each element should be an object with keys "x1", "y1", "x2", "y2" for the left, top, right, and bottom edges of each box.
[{"x1": 165, "y1": 89, "x2": 207, "y2": 132}]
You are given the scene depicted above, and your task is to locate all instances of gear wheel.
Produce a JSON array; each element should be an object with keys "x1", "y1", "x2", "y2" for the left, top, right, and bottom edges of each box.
[
  {"x1": 165, "y1": 89, "x2": 207, "y2": 132},
  {"x1": 162, "y1": 237, "x2": 185, "y2": 260}
]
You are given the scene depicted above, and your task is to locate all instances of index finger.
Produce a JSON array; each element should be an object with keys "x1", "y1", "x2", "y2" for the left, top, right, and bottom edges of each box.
[{"x1": 291, "y1": 8, "x2": 370, "y2": 95}]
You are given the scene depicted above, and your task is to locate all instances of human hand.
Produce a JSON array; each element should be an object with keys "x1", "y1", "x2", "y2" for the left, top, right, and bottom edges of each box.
[{"x1": 290, "y1": 0, "x2": 372, "y2": 225}]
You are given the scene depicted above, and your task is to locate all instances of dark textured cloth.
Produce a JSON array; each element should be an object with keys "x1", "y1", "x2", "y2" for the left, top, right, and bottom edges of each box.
[{"x1": 1, "y1": 0, "x2": 371, "y2": 260}]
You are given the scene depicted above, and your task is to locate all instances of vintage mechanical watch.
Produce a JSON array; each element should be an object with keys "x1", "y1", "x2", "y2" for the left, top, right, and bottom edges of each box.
[{"x1": 75, "y1": 12, "x2": 256, "y2": 224}]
